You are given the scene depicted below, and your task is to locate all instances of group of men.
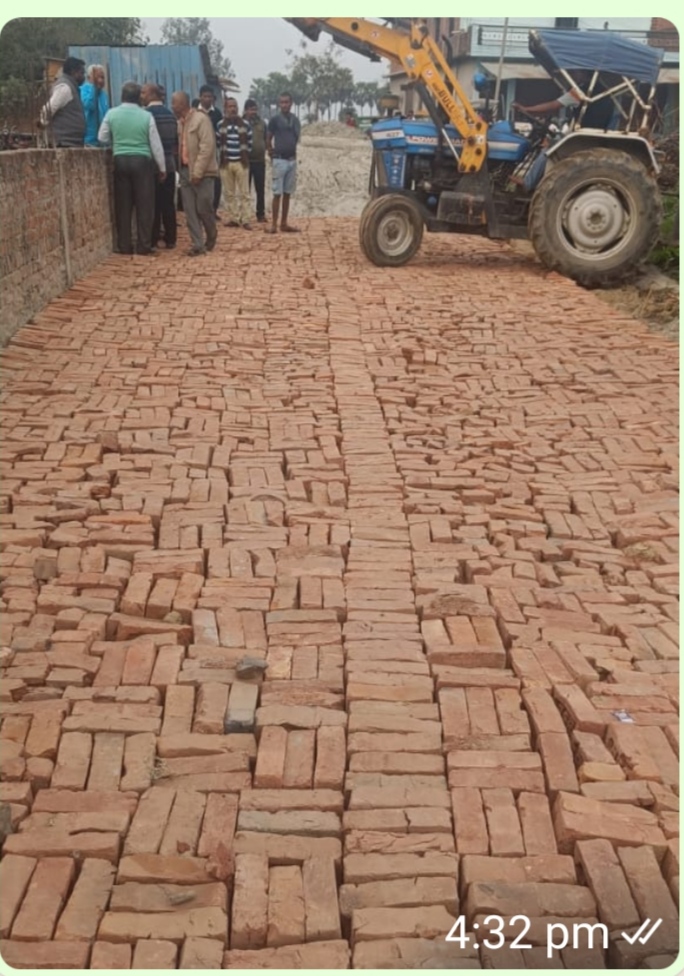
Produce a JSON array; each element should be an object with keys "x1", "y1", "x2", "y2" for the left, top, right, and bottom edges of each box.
[
  {"x1": 40, "y1": 57, "x2": 302, "y2": 257},
  {"x1": 39, "y1": 56, "x2": 110, "y2": 148}
]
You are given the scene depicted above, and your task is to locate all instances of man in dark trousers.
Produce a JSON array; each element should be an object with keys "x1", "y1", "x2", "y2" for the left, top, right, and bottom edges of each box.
[
  {"x1": 172, "y1": 90, "x2": 218, "y2": 256},
  {"x1": 244, "y1": 98, "x2": 267, "y2": 223},
  {"x1": 199, "y1": 84, "x2": 223, "y2": 216},
  {"x1": 142, "y1": 82, "x2": 179, "y2": 249},
  {"x1": 98, "y1": 82, "x2": 166, "y2": 256},
  {"x1": 39, "y1": 56, "x2": 86, "y2": 147},
  {"x1": 266, "y1": 92, "x2": 301, "y2": 234}
]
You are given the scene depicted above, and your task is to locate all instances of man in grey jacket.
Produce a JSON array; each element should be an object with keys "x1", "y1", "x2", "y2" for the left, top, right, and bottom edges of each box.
[{"x1": 39, "y1": 57, "x2": 86, "y2": 147}]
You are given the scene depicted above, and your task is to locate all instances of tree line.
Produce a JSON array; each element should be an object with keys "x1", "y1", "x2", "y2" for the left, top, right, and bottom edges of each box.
[{"x1": 250, "y1": 45, "x2": 389, "y2": 122}]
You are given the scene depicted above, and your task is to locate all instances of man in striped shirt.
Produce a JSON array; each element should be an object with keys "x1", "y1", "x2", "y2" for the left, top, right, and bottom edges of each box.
[{"x1": 216, "y1": 97, "x2": 253, "y2": 230}]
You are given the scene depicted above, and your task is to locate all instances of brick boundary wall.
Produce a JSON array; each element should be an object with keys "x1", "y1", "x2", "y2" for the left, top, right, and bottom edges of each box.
[{"x1": 0, "y1": 148, "x2": 114, "y2": 346}]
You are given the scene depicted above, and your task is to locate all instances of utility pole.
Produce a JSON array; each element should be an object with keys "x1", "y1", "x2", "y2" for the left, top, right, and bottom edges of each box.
[{"x1": 494, "y1": 17, "x2": 509, "y2": 117}]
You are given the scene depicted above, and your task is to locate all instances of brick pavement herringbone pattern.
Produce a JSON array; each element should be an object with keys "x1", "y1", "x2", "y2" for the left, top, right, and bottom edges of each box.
[{"x1": 0, "y1": 219, "x2": 679, "y2": 969}]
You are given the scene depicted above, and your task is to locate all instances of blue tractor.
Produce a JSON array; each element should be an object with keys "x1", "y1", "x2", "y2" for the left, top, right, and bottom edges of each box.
[
  {"x1": 359, "y1": 27, "x2": 665, "y2": 286},
  {"x1": 287, "y1": 20, "x2": 664, "y2": 287}
]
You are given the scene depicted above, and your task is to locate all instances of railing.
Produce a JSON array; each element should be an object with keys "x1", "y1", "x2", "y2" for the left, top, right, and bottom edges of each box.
[{"x1": 466, "y1": 24, "x2": 679, "y2": 61}]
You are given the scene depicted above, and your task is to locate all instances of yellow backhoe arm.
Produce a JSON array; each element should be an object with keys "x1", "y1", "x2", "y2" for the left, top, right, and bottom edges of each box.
[{"x1": 285, "y1": 18, "x2": 487, "y2": 173}]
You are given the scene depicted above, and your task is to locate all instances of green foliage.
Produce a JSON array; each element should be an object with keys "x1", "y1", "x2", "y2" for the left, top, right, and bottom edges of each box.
[
  {"x1": 160, "y1": 18, "x2": 233, "y2": 79},
  {"x1": 250, "y1": 45, "x2": 388, "y2": 121},
  {"x1": 652, "y1": 192, "x2": 679, "y2": 279},
  {"x1": 249, "y1": 72, "x2": 292, "y2": 116},
  {"x1": 0, "y1": 18, "x2": 146, "y2": 82},
  {"x1": 650, "y1": 243, "x2": 679, "y2": 278}
]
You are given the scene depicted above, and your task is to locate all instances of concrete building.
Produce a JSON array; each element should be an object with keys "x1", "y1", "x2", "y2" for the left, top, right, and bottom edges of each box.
[{"x1": 387, "y1": 17, "x2": 679, "y2": 131}]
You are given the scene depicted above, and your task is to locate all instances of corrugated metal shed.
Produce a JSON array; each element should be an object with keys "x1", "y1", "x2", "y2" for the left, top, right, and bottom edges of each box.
[{"x1": 67, "y1": 44, "x2": 218, "y2": 105}]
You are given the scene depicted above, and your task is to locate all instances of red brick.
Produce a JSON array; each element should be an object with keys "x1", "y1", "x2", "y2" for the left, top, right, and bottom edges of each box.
[
  {"x1": 0, "y1": 940, "x2": 90, "y2": 969},
  {"x1": 451, "y1": 787, "x2": 488, "y2": 854},
  {"x1": 314, "y1": 726, "x2": 346, "y2": 789},
  {"x1": 618, "y1": 845, "x2": 678, "y2": 923},
  {"x1": 124, "y1": 787, "x2": 175, "y2": 856},
  {"x1": 97, "y1": 907, "x2": 228, "y2": 944},
  {"x1": 120, "y1": 732, "x2": 156, "y2": 793},
  {"x1": 24, "y1": 715, "x2": 61, "y2": 760},
  {"x1": 522, "y1": 688, "x2": 566, "y2": 736},
  {"x1": 254, "y1": 726, "x2": 287, "y2": 788},
  {"x1": 87, "y1": 732, "x2": 124, "y2": 791},
  {"x1": 121, "y1": 638, "x2": 156, "y2": 685},
  {"x1": 267, "y1": 865, "x2": 305, "y2": 947},
  {"x1": 517, "y1": 792, "x2": 558, "y2": 855},
  {"x1": 51, "y1": 732, "x2": 92, "y2": 790},
  {"x1": 231, "y1": 853, "x2": 268, "y2": 949},
  {"x1": 109, "y1": 882, "x2": 227, "y2": 914},
  {"x1": 91, "y1": 941, "x2": 132, "y2": 968},
  {"x1": 160, "y1": 791, "x2": 206, "y2": 856},
  {"x1": 54, "y1": 859, "x2": 115, "y2": 942},
  {"x1": 482, "y1": 787, "x2": 525, "y2": 857},
  {"x1": 4, "y1": 829, "x2": 121, "y2": 863},
  {"x1": 32, "y1": 789, "x2": 137, "y2": 816},
  {"x1": 539, "y1": 732, "x2": 579, "y2": 794},
  {"x1": 117, "y1": 854, "x2": 213, "y2": 886},
  {"x1": 11, "y1": 856, "x2": 76, "y2": 941},
  {"x1": 575, "y1": 839, "x2": 640, "y2": 930},
  {"x1": 0, "y1": 855, "x2": 36, "y2": 938},
  {"x1": 302, "y1": 857, "x2": 341, "y2": 942},
  {"x1": 238, "y1": 789, "x2": 343, "y2": 813},
  {"x1": 223, "y1": 940, "x2": 350, "y2": 969},
  {"x1": 283, "y1": 730, "x2": 315, "y2": 788},
  {"x1": 179, "y1": 937, "x2": 224, "y2": 968},
  {"x1": 553, "y1": 793, "x2": 667, "y2": 857},
  {"x1": 198, "y1": 794, "x2": 238, "y2": 859},
  {"x1": 161, "y1": 686, "x2": 195, "y2": 736},
  {"x1": 157, "y1": 732, "x2": 255, "y2": 759},
  {"x1": 132, "y1": 939, "x2": 178, "y2": 968},
  {"x1": 194, "y1": 683, "x2": 229, "y2": 735}
]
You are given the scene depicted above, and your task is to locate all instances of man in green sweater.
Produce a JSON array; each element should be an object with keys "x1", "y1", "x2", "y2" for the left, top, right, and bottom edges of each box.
[{"x1": 98, "y1": 82, "x2": 166, "y2": 255}]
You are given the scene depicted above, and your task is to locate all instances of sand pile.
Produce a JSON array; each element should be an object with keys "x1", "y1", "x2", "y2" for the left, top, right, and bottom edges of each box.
[{"x1": 272, "y1": 121, "x2": 373, "y2": 218}]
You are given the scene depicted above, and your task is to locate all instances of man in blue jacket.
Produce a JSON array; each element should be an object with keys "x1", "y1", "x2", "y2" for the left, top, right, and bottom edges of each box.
[{"x1": 80, "y1": 65, "x2": 110, "y2": 147}]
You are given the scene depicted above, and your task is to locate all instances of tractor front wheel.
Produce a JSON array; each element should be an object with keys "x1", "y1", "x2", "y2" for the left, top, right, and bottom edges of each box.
[
  {"x1": 529, "y1": 149, "x2": 661, "y2": 287},
  {"x1": 359, "y1": 194, "x2": 424, "y2": 267}
]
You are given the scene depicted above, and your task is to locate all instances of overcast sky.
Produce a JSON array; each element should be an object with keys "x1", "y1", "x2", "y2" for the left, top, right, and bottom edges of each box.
[{"x1": 143, "y1": 19, "x2": 387, "y2": 99}]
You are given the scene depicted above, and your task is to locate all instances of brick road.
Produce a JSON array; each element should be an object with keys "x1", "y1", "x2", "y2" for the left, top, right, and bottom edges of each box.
[{"x1": 0, "y1": 219, "x2": 679, "y2": 970}]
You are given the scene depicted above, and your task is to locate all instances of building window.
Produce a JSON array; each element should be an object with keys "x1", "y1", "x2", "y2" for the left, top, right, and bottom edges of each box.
[{"x1": 555, "y1": 18, "x2": 579, "y2": 29}]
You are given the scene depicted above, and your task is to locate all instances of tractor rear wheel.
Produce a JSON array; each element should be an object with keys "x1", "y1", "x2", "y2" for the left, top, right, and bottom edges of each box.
[
  {"x1": 529, "y1": 149, "x2": 661, "y2": 287},
  {"x1": 359, "y1": 194, "x2": 424, "y2": 267}
]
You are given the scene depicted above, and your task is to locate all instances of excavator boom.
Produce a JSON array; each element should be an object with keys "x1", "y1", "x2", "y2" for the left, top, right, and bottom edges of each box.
[{"x1": 285, "y1": 18, "x2": 487, "y2": 172}]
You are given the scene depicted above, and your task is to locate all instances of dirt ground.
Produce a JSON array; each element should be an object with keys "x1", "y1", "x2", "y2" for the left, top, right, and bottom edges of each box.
[{"x1": 592, "y1": 281, "x2": 679, "y2": 342}]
